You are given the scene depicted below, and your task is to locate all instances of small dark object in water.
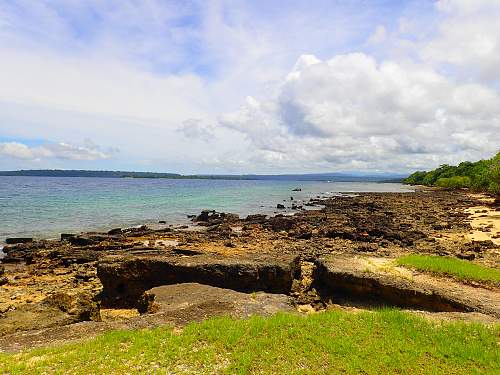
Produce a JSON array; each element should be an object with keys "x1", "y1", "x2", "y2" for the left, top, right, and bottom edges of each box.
[
  {"x1": 292, "y1": 188, "x2": 302, "y2": 191},
  {"x1": 158, "y1": 220, "x2": 166, "y2": 224},
  {"x1": 277, "y1": 203, "x2": 285, "y2": 209}
]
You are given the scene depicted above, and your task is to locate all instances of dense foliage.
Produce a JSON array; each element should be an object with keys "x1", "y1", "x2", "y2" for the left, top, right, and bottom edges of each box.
[{"x1": 404, "y1": 151, "x2": 500, "y2": 195}]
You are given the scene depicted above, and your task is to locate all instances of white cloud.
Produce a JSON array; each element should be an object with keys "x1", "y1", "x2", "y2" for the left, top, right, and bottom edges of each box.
[
  {"x1": 0, "y1": 140, "x2": 116, "y2": 161},
  {"x1": 0, "y1": 0, "x2": 499, "y2": 173},
  {"x1": 422, "y1": 0, "x2": 500, "y2": 82},
  {"x1": 219, "y1": 51, "x2": 500, "y2": 171}
]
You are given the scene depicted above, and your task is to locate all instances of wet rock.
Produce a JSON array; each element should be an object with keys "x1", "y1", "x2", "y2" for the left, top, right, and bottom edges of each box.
[
  {"x1": 277, "y1": 203, "x2": 285, "y2": 209},
  {"x1": 195, "y1": 210, "x2": 215, "y2": 222},
  {"x1": 5, "y1": 238, "x2": 33, "y2": 245},
  {"x1": 97, "y1": 253, "x2": 299, "y2": 307},
  {"x1": 107, "y1": 228, "x2": 122, "y2": 235},
  {"x1": 158, "y1": 220, "x2": 166, "y2": 224},
  {"x1": 292, "y1": 188, "x2": 302, "y2": 191}
]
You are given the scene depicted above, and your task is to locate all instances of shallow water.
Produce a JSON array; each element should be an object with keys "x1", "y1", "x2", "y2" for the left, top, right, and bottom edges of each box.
[{"x1": 0, "y1": 176, "x2": 413, "y2": 244}]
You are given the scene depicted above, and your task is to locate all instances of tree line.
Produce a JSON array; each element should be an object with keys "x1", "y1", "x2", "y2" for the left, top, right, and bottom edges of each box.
[{"x1": 404, "y1": 151, "x2": 500, "y2": 195}]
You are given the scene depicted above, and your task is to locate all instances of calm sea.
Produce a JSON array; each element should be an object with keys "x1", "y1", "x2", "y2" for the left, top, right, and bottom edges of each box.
[{"x1": 0, "y1": 176, "x2": 413, "y2": 247}]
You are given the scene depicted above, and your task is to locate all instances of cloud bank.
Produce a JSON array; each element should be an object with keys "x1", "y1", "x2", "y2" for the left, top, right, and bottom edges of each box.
[
  {"x1": 0, "y1": 0, "x2": 499, "y2": 173},
  {"x1": 0, "y1": 140, "x2": 116, "y2": 162}
]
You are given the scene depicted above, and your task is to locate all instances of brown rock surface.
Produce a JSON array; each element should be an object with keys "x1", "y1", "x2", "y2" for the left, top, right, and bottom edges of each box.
[
  {"x1": 315, "y1": 255, "x2": 500, "y2": 317},
  {"x1": 97, "y1": 252, "x2": 300, "y2": 306}
]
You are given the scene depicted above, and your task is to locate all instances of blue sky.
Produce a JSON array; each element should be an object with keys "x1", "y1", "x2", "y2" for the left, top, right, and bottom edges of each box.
[{"x1": 0, "y1": 0, "x2": 499, "y2": 173}]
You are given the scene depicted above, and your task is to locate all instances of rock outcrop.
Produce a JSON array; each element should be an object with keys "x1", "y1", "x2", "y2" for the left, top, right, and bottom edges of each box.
[{"x1": 97, "y1": 252, "x2": 300, "y2": 306}]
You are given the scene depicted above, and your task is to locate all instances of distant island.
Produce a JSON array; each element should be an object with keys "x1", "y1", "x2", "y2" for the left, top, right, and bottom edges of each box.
[
  {"x1": 404, "y1": 151, "x2": 500, "y2": 195},
  {"x1": 0, "y1": 169, "x2": 405, "y2": 182}
]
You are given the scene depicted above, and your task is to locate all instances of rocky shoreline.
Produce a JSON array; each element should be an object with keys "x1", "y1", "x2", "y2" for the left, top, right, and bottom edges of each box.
[{"x1": 1, "y1": 189, "x2": 499, "y2": 352}]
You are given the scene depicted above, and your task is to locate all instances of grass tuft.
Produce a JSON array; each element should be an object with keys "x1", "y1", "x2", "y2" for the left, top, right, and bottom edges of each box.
[
  {"x1": 397, "y1": 254, "x2": 500, "y2": 284},
  {"x1": 0, "y1": 309, "x2": 499, "y2": 374}
]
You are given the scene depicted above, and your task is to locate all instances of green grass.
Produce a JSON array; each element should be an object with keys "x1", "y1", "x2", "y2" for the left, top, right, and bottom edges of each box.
[
  {"x1": 1, "y1": 309, "x2": 498, "y2": 374},
  {"x1": 397, "y1": 254, "x2": 500, "y2": 284}
]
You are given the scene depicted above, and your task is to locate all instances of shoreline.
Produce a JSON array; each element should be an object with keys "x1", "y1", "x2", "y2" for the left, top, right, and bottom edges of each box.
[
  {"x1": 0, "y1": 180, "x2": 414, "y2": 246},
  {"x1": 1, "y1": 188, "x2": 499, "y2": 352}
]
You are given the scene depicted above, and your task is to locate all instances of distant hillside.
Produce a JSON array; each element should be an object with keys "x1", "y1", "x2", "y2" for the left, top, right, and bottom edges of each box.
[
  {"x1": 0, "y1": 169, "x2": 405, "y2": 182},
  {"x1": 404, "y1": 151, "x2": 500, "y2": 195},
  {"x1": 0, "y1": 170, "x2": 182, "y2": 179}
]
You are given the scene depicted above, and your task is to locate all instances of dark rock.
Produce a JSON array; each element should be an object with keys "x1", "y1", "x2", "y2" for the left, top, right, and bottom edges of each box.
[
  {"x1": 107, "y1": 228, "x2": 122, "y2": 235},
  {"x1": 158, "y1": 220, "x2": 166, "y2": 224},
  {"x1": 5, "y1": 238, "x2": 33, "y2": 245},
  {"x1": 292, "y1": 188, "x2": 302, "y2": 191},
  {"x1": 457, "y1": 252, "x2": 475, "y2": 261},
  {"x1": 268, "y1": 217, "x2": 294, "y2": 232},
  {"x1": 60, "y1": 233, "x2": 75, "y2": 241},
  {"x1": 245, "y1": 214, "x2": 267, "y2": 223},
  {"x1": 68, "y1": 234, "x2": 109, "y2": 246},
  {"x1": 276, "y1": 203, "x2": 285, "y2": 209},
  {"x1": 195, "y1": 210, "x2": 215, "y2": 222},
  {"x1": 0, "y1": 276, "x2": 8, "y2": 286},
  {"x1": 97, "y1": 253, "x2": 299, "y2": 307}
]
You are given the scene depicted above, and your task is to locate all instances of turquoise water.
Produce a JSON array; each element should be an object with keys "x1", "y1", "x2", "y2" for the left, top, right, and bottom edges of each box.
[{"x1": 0, "y1": 176, "x2": 413, "y2": 243}]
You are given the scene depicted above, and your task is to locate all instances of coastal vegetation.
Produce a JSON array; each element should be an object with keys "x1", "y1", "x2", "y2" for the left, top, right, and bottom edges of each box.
[
  {"x1": 404, "y1": 151, "x2": 500, "y2": 194},
  {"x1": 1, "y1": 309, "x2": 498, "y2": 374},
  {"x1": 397, "y1": 255, "x2": 500, "y2": 285}
]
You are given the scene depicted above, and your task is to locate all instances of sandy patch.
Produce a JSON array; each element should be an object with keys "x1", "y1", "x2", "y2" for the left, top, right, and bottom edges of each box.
[{"x1": 464, "y1": 205, "x2": 500, "y2": 246}]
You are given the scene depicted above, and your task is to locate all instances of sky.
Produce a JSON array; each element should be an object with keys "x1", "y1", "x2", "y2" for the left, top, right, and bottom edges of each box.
[{"x1": 0, "y1": 0, "x2": 499, "y2": 174}]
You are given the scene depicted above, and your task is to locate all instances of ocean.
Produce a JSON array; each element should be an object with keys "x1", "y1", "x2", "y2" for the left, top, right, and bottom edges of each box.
[{"x1": 0, "y1": 176, "x2": 413, "y2": 246}]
